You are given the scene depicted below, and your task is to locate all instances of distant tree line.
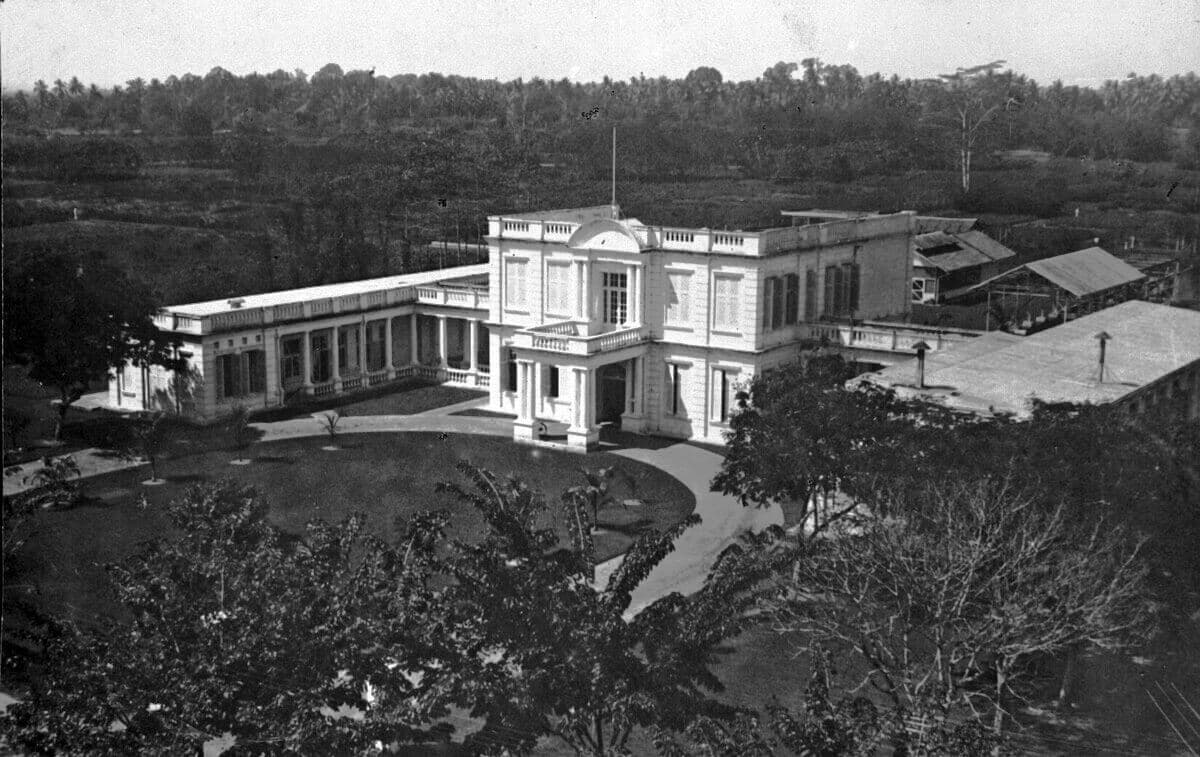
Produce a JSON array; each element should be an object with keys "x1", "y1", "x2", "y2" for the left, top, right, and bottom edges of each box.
[{"x1": 4, "y1": 61, "x2": 1198, "y2": 179}]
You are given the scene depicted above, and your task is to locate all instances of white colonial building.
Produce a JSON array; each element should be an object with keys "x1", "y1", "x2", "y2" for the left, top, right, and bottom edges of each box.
[{"x1": 113, "y1": 204, "x2": 978, "y2": 448}]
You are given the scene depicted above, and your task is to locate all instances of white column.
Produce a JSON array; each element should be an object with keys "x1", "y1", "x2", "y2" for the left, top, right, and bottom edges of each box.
[
  {"x1": 632, "y1": 265, "x2": 641, "y2": 324},
  {"x1": 580, "y1": 261, "x2": 590, "y2": 322},
  {"x1": 517, "y1": 360, "x2": 533, "y2": 421},
  {"x1": 625, "y1": 358, "x2": 635, "y2": 414},
  {"x1": 634, "y1": 355, "x2": 645, "y2": 416},
  {"x1": 331, "y1": 327, "x2": 342, "y2": 390},
  {"x1": 437, "y1": 316, "x2": 449, "y2": 368},
  {"x1": 576, "y1": 261, "x2": 585, "y2": 320},
  {"x1": 302, "y1": 330, "x2": 313, "y2": 392},
  {"x1": 384, "y1": 317, "x2": 395, "y2": 378},
  {"x1": 625, "y1": 263, "x2": 635, "y2": 325},
  {"x1": 532, "y1": 359, "x2": 543, "y2": 417},
  {"x1": 410, "y1": 315, "x2": 419, "y2": 364},
  {"x1": 468, "y1": 319, "x2": 479, "y2": 373},
  {"x1": 571, "y1": 368, "x2": 585, "y2": 429}
]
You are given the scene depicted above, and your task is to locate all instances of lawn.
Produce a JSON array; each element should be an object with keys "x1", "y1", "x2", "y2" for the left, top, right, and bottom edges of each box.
[
  {"x1": 251, "y1": 381, "x2": 486, "y2": 422},
  {"x1": 10, "y1": 432, "x2": 695, "y2": 628}
]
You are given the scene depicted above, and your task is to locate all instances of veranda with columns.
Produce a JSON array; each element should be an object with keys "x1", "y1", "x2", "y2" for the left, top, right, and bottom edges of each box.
[{"x1": 130, "y1": 266, "x2": 493, "y2": 422}]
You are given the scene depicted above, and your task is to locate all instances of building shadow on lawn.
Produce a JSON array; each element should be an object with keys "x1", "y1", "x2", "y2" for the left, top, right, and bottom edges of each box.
[
  {"x1": 252, "y1": 455, "x2": 296, "y2": 464},
  {"x1": 164, "y1": 473, "x2": 206, "y2": 484}
]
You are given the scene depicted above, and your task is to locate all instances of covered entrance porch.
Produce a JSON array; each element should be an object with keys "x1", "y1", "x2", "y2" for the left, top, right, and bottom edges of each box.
[{"x1": 509, "y1": 349, "x2": 647, "y2": 451}]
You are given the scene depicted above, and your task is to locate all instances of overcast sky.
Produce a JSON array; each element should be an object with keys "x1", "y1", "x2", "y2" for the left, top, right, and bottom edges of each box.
[{"x1": 3, "y1": 0, "x2": 1198, "y2": 92}]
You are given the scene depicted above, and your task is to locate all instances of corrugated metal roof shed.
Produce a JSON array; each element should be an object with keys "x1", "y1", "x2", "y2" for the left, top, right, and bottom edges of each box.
[
  {"x1": 913, "y1": 229, "x2": 1017, "y2": 273},
  {"x1": 955, "y1": 230, "x2": 1016, "y2": 262},
  {"x1": 1024, "y1": 247, "x2": 1146, "y2": 297}
]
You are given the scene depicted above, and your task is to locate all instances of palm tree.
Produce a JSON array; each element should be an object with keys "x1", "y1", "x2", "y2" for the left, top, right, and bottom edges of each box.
[{"x1": 33, "y1": 80, "x2": 50, "y2": 110}]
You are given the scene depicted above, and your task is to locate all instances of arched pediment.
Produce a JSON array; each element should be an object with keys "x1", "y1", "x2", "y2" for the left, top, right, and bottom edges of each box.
[{"x1": 566, "y1": 219, "x2": 644, "y2": 253}]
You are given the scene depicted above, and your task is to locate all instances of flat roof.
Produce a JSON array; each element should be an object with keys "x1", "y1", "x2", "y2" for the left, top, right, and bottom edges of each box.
[
  {"x1": 859, "y1": 300, "x2": 1200, "y2": 416},
  {"x1": 781, "y1": 209, "x2": 878, "y2": 220},
  {"x1": 164, "y1": 264, "x2": 490, "y2": 317},
  {"x1": 494, "y1": 205, "x2": 616, "y2": 224}
]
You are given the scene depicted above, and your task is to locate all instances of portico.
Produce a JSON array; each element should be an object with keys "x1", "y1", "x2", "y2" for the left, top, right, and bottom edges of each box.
[{"x1": 508, "y1": 332, "x2": 649, "y2": 450}]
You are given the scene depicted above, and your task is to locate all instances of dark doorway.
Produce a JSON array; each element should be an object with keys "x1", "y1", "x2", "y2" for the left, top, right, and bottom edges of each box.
[{"x1": 597, "y1": 363, "x2": 626, "y2": 426}]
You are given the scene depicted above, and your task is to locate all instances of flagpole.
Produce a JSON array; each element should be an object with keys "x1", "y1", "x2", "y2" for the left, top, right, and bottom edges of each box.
[{"x1": 611, "y1": 126, "x2": 617, "y2": 219}]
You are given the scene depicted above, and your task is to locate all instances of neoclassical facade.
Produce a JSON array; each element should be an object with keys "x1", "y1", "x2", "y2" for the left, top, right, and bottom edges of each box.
[{"x1": 115, "y1": 204, "x2": 961, "y2": 448}]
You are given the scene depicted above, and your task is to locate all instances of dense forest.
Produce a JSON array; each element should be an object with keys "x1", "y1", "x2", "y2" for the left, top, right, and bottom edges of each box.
[
  {"x1": 3, "y1": 60, "x2": 1198, "y2": 306},
  {"x1": 5, "y1": 60, "x2": 1199, "y2": 176}
]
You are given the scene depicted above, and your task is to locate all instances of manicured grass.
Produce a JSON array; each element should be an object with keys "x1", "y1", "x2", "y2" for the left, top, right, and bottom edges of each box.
[
  {"x1": 250, "y1": 381, "x2": 485, "y2": 422},
  {"x1": 334, "y1": 384, "x2": 486, "y2": 416},
  {"x1": 12, "y1": 432, "x2": 695, "y2": 626},
  {"x1": 451, "y1": 407, "x2": 516, "y2": 419}
]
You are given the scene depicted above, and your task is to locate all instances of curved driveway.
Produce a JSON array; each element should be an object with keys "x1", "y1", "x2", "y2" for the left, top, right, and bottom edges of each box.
[{"x1": 6, "y1": 398, "x2": 782, "y2": 610}]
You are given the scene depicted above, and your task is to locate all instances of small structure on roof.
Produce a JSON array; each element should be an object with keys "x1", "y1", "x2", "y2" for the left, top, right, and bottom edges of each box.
[
  {"x1": 910, "y1": 217, "x2": 1017, "y2": 304},
  {"x1": 854, "y1": 300, "x2": 1200, "y2": 420},
  {"x1": 975, "y1": 246, "x2": 1147, "y2": 334}
]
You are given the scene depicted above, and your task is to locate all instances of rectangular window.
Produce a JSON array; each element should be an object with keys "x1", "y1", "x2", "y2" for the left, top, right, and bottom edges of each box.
[
  {"x1": 771, "y1": 276, "x2": 785, "y2": 330},
  {"x1": 246, "y1": 350, "x2": 266, "y2": 394},
  {"x1": 823, "y1": 265, "x2": 840, "y2": 317},
  {"x1": 713, "y1": 368, "x2": 733, "y2": 422},
  {"x1": 804, "y1": 269, "x2": 817, "y2": 321},
  {"x1": 667, "y1": 363, "x2": 683, "y2": 415},
  {"x1": 845, "y1": 262, "x2": 861, "y2": 315},
  {"x1": 505, "y1": 258, "x2": 528, "y2": 310},
  {"x1": 505, "y1": 349, "x2": 518, "y2": 392},
  {"x1": 365, "y1": 320, "x2": 387, "y2": 371},
  {"x1": 713, "y1": 274, "x2": 740, "y2": 331},
  {"x1": 911, "y1": 278, "x2": 927, "y2": 302},
  {"x1": 823, "y1": 264, "x2": 860, "y2": 318},
  {"x1": 666, "y1": 271, "x2": 691, "y2": 325},
  {"x1": 547, "y1": 366, "x2": 560, "y2": 398},
  {"x1": 602, "y1": 272, "x2": 628, "y2": 325},
  {"x1": 784, "y1": 274, "x2": 800, "y2": 325},
  {"x1": 546, "y1": 262, "x2": 571, "y2": 315},
  {"x1": 218, "y1": 354, "x2": 242, "y2": 399},
  {"x1": 762, "y1": 277, "x2": 776, "y2": 331},
  {"x1": 281, "y1": 336, "x2": 304, "y2": 384}
]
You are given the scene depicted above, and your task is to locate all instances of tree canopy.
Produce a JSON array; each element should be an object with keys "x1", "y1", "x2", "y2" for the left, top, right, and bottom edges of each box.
[{"x1": 2, "y1": 251, "x2": 183, "y2": 437}]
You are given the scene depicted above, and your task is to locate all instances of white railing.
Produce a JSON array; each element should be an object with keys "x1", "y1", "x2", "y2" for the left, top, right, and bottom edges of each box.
[
  {"x1": 413, "y1": 365, "x2": 442, "y2": 382},
  {"x1": 801, "y1": 322, "x2": 980, "y2": 354},
  {"x1": 273, "y1": 302, "x2": 304, "y2": 321},
  {"x1": 394, "y1": 365, "x2": 416, "y2": 380},
  {"x1": 535, "y1": 320, "x2": 578, "y2": 336},
  {"x1": 445, "y1": 368, "x2": 471, "y2": 385},
  {"x1": 210, "y1": 308, "x2": 264, "y2": 331},
  {"x1": 512, "y1": 325, "x2": 649, "y2": 356},
  {"x1": 341, "y1": 375, "x2": 364, "y2": 392},
  {"x1": 367, "y1": 370, "x2": 390, "y2": 386},
  {"x1": 313, "y1": 381, "x2": 336, "y2": 397},
  {"x1": 415, "y1": 285, "x2": 488, "y2": 309},
  {"x1": 477, "y1": 373, "x2": 490, "y2": 388}
]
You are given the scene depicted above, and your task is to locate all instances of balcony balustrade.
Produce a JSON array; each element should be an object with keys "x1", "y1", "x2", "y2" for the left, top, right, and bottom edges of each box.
[
  {"x1": 512, "y1": 321, "x2": 650, "y2": 356},
  {"x1": 801, "y1": 321, "x2": 981, "y2": 354}
]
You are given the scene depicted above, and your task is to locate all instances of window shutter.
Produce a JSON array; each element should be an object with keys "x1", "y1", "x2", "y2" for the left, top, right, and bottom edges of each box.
[
  {"x1": 785, "y1": 274, "x2": 800, "y2": 325},
  {"x1": 762, "y1": 278, "x2": 775, "y2": 329},
  {"x1": 848, "y1": 263, "x2": 861, "y2": 314},
  {"x1": 823, "y1": 267, "x2": 837, "y2": 317},
  {"x1": 805, "y1": 269, "x2": 817, "y2": 320}
]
